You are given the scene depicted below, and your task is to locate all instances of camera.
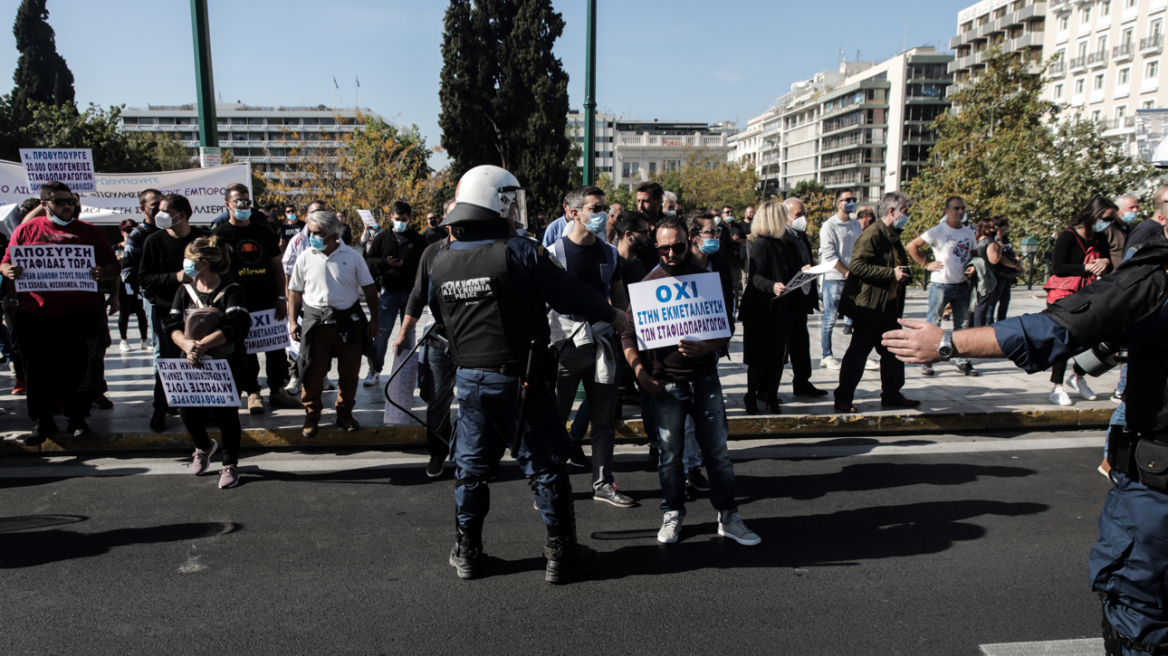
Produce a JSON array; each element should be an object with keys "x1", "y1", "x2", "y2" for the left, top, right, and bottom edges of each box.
[{"x1": 1073, "y1": 341, "x2": 1128, "y2": 377}]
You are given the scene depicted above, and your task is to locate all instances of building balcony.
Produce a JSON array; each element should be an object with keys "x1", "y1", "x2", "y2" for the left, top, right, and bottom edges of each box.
[
  {"x1": 1153, "y1": 0, "x2": 1168, "y2": 13},
  {"x1": 1019, "y1": 3, "x2": 1048, "y2": 21},
  {"x1": 1069, "y1": 56, "x2": 1088, "y2": 73},
  {"x1": 1048, "y1": 61, "x2": 1067, "y2": 77},
  {"x1": 1113, "y1": 42, "x2": 1135, "y2": 62},
  {"x1": 1141, "y1": 34, "x2": 1164, "y2": 55},
  {"x1": 950, "y1": 34, "x2": 966, "y2": 49},
  {"x1": 1101, "y1": 116, "x2": 1137, "y2": 134},
  {"x1": 1011, "y1": 32, "x2": 1044, "y2": 50},
  {"x1": 1087, "y1": 50, "x2": 1109, "y2": 68}
]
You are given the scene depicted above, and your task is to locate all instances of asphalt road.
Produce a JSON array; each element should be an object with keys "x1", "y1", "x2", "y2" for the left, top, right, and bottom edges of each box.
[{"x1": 0, "y1": 432, "x2": 1111, "y2": 655}]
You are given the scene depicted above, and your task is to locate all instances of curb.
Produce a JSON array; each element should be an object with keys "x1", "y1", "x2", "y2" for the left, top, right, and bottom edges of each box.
[{"x1": 0, "y1": 407, "x2": 1112, "y2": 455}]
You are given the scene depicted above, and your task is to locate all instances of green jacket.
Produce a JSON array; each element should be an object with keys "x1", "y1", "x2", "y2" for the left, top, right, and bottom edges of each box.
[{"x1": 838, "y1": 219, "x2": 909, "y2": 326}]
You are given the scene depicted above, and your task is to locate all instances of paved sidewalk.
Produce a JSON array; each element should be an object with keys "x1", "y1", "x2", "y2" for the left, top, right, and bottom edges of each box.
[{"x1": 0, "y1": 288, "x2": 1121, "y2": 454}]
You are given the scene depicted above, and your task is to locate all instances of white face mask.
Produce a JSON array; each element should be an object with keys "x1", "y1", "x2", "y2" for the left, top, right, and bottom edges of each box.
[
  {"x1": 155, "y1": 211, "x2": 173, "y2": 230},
  {"x1": 791, "y1": 217, "x2": 807, "y2": 232}
]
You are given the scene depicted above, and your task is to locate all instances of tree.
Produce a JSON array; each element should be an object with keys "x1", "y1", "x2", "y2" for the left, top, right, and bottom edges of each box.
[
  {"x1": 11, "y1": 0, "x2": 74, "y2": 121},
  {"x1": 596, "y1": 172, "x2": 632, "y2": 210},
  {"x1": 438, "y1": 0, "x2": 572, "y2": 214},
  {"x1": 904, "y1": 48, "x2": 1155, "y2": 266},
  {"x1": 2, "y1": 101, "x2": 160, "y2": 172},
  {"x1": 789, "y1": 179, "x2": 829, "y2": 200},
  {"x1": 127, "y1": 131, "x2": 195, "y2": 171},
  {"x1": 650, "y1": 150, "x2": 759, "y2": 214}
]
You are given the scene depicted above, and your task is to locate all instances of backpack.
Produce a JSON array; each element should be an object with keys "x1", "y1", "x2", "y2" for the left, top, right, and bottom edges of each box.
[{"x1": 183, "y1": 284, "x2": 234, "y2": 359}]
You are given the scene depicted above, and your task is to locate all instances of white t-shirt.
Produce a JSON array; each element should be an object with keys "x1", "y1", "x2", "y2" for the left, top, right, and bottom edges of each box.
[
  {"x1": 289, "y1": 243, "x2": 375, "y2": 310},
  {"x1": 920, "y1": 221, "x2": 976, "y2": 284}
]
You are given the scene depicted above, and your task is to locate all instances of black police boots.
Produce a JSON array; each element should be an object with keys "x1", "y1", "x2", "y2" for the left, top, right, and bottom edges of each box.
[
  {"x1": 449, "y1": 525, "x2": 482, "y2": 580},
  {"x1": 544, "y1": 522, "x2": 599, "y2": 584}
]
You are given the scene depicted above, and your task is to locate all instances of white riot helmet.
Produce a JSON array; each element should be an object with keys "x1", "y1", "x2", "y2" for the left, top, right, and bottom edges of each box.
[{"x1": 440, "y1": 165, "x2": 527, "y2": 229}]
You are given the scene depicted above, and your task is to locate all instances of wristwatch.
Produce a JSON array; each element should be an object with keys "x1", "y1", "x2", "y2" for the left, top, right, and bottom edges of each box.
[{"x1": 936, "y1": 330, "x2": 956, "y2": 362}]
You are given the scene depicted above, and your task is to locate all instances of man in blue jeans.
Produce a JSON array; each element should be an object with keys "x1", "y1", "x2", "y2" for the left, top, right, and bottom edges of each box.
[
  {"x1": 906, "y1": 196, "x2": 980, "y2": 377},
  {"x1": 364, "y1": 200, "x2": 427, "y2": 387},
  {"x1": 818, "y1": 189, "x2": 865, "y2": 369},
  {"x1": 621, "y1": 216, "x2": 759, "y2": 546}
]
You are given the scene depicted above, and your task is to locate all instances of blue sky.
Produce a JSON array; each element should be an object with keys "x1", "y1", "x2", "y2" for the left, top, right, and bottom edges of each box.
[{"x1": 0, "y1": 0, "x2": 974, "y2": 168}]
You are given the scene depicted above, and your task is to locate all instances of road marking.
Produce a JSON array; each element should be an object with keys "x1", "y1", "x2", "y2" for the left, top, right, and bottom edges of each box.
[
  {"x1": 0, "y1": 436, "x2": 1104, "y2": 479},
  {"x1": 980, "y1": 638, "x2": 1103, "y2": 655}
]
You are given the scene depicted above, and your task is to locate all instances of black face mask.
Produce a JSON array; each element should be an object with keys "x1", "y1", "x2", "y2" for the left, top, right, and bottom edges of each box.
[{"x1": 658, "y1": 257, "x2": 690, "y2": 278}]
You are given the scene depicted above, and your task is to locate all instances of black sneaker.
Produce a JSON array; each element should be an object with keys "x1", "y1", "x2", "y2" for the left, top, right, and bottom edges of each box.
[
  {"x1": 66, "y1": 417, "x2": 92, "y2": 438},
  {"x1": 957, "y1": 362, "x2": 980, "y2": 377},
  {"x1": 448, "y1": 528, "x2": 483, "y2": 580},
  {"x1": 686, "y1": 467, "x2": 712, "y2": 492},
  {"x1": 593, "y1": 483, "x2": 635, "y2": 507},
  {"x1": 646, "y1": 446, "x2": 659, "y2": 471},
  {"x1": 426, "y1": 456, "x2": 446, "y2": 479},
  {"x1": 149, "y1": 409, "x2": 167, "y2": 433},
  {"x1": 842, "y1": 324, "x2": 853, "y2": 335},
  {"x1": 20, "y1": 419, "x2": 57, "y2": 446},
  {"x1": 568, "y1": 443, "x2": 590, "y2": 469},
  {"x1": 544, "y1": 538, "x2": 600, "y2": 584}
]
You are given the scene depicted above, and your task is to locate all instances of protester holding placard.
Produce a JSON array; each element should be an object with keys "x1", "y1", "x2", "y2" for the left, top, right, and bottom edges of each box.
[
  {"x1": 0, "y1": 181, "x2": 120, "y2": 444},
  {"x1": 163, "y1": 236, "x2": 251, "y2": 489},
  {"x1": 139, "y1": 193, "x2": 209, "y2": 432},
  {"x1": 621, "y1": 215, "x2": 760, "y2": 548},
  {"x1": 737, "y1": 200, "x2": 800, "y2": 415},
  {"x1": 212, "y1": 183, "x2": 299, "y2": 413}
]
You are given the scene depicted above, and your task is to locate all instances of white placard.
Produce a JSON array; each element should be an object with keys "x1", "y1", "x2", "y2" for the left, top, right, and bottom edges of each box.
[
  {"x1": 20, "y1": 148, "x2": 96, "y2": 192},
  {"x1": 245, "y1": 309, "x2": 292, "y2": 354},
  {"x1": 780, "y1": 260, "x2": 838, "y2": 297},
  {"x1": 627, "y1": 272, "x2": 731, "y2": 351},
  {"x1": 357, "y1": 209, "x2": 378, "y2": 228},
  {"x1": 199, "y1": 147, "x2": 222, "y2": 168},
  {"x1": 157, "y1": 358, "x2": 239, "y2": 407},
  {"x1": 382, "y1": 349, "x2": 420, "y2": 426},
  {"x1": 0, "y1": 159, "x2": 251, "y2": 226},
  {"x1": 9, "y1": 244, "x2": 96, "y2": 293}
]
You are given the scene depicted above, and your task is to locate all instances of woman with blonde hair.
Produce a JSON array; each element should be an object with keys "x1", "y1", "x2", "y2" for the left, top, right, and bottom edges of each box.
[
  {"x1": 163, "y1": 235, "x2": 252, "y2": 489},
  {"x1": 736, "y1": 200, "x2": 800, "y2": 414}
]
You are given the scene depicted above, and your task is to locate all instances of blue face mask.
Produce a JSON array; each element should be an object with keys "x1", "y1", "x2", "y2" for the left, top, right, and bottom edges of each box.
[
  {"x1": 699, "y1": 238, "x2": 720, "y2": 254},
  {"x1": 309, "y1": 234, "x2": 327, "y2": 251},
  {"x1": 393, "y1": 220, "x2": 409, "y2": 232},
  {"x1": 287, "y1": 213, "x2": 298, "y2": 222},
  {"x1": 844, "y1": 201, "x2": 856, "y2": 213},
  {"x1": 585, "y1": 211, "x2": 607, "y2": 234},
  {"x1": 1122, "y1": 211, "x2": 1138, "y2": 223},
  {"x1": 233, "y1": 208, "x2": 251, "y2": 221},
  {"x1": 182, "y1": 258, "x2": 200, "y2": 279},
  {"x1": 893, "y1": 214, "x2": 910, "y2": 231},
  {"x1": 1093, "y1": 220, "x2": 1112, "y2": 233}
]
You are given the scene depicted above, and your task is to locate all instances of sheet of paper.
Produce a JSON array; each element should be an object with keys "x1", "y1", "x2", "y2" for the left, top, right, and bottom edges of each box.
[
  {"x1": 627, "y1": 272, "x2": 731, "y2": 351},
  {"x1": 157, "y1": 358, "x2": 240, "y2": 407}
]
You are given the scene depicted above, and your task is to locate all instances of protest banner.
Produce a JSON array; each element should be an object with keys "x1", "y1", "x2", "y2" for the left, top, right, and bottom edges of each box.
[
  {"x1": 157, "y1": 359, "x2": 240, "y2": 407},
  {"x1": 9, "y1": 244, "x2": 97, "y2": 293},
  {"x1": 357, "y1": 209, "x2": 378, "y2": 228},
  {"x1": 245, "y1": 309, "x2": 292, "y2": 354},
  {"x1": 382, "y1": 348, "x2": 420, "y2": 426},
  {"x1": 20, "y1": 148, "x2": 96, "y2": 192},
  {"x1": 627, "y1": 272, "x2": 731, "y2": 351},
  {"x1": 0, "y1": 159, "x2": 251, "y2": 229}
]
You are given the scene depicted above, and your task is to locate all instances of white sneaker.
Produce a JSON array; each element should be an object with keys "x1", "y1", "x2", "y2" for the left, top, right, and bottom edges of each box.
[
  {"x1": 362, "y1": 371, "x2": 380, "y2": 388},
  {"x1": 717, "y1": 511, "x2": 761, "y2": 546},
  {"x1": 657, "y1": 510, "x2": 684, "y2": 544},
  {"x1": 820, "y1": 355, "x2": 841, "y2": 370},
  {"x1": 1066, "y1": 375, "x2": 1097, "y2": 401},
  {"x1": 865, "y1": 358, "x2": 880, "y2": 371},
  {"x1": 140, "y1": 337, "x2": 152, "y2": 350},
  {"x1": 1049, "y1": 386, "x2": 1073, "y2": 406},
  {"x1": 285, "y1": 376, "x2": 302, "y2": 395},
  {"x1": 118, "y1": 339, "x2": 132, "y2": 353}
]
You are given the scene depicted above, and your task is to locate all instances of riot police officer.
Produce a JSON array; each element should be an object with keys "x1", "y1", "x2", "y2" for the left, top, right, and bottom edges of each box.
[
  {"x1": 429, "y1": 165, "x2": 628, "y2": 583},
  {"x1": 881, "y1": 193, "x2": 1168, "y2": 655}
]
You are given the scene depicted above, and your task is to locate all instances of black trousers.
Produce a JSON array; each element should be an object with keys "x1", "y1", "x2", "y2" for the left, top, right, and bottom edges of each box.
[
  {"x1": 118, "y1": 292, "x2": 148, "y2": 341},
  {"x1": 834, "y1": 303, "x2": 906, "y2": 406},
  {"x1": 179, "y1": 406, "x2": 242, "y2": 466},
  {"x1": 242, "y1": 350, "x2": 290, "y2": 394},
  {"x1": 17, "y1": 309, "x2": 103, "y2": 422},
  {"x1": 781, "y1": 313, "x2": 813, "y2": 390}
]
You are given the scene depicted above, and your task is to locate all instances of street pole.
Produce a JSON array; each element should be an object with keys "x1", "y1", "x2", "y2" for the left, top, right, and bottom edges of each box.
[
  {"x1": 583, "y1": 0, "x2": 597, "y2": 186},
  {"x1": 190, "y1": 0, "x2": 220, "y2": 167}
]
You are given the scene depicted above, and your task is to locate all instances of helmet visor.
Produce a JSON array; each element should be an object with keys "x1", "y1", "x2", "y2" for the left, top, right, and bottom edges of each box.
[{"x1": 500, "y1": 187, "x2": 527, "y2": 230}]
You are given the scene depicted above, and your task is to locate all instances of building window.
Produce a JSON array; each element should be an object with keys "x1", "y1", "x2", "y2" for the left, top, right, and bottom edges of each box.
[
  {"x1": 1098, "y1": 35, "x2": 1108, "y2": 53},
  {"x1": 1149, "y1": 60, "x2": 1160, "y2": 79},
  {"x1": 1145, "y1": 100, "x2": 1157, "y2": 109},
  {"x1": 1092, "y1": 109, "x2": 1102, "y2": 121},
  {"x1": 1127, "y1": 0, "x2": 1137, "y2": 7},
  {"x1": 1078, "y1": 41, "x2": 1089, "y2": 57},
  {"x1": 1080, "y1": 7, "x2": 1090, "y2": 24},
  {"x1": 1075, "y1": 78, "x2": 1085, "y2": 93},
  {"x1": 1055, "y1": 83, "x2": 1064, "y2": 98},
  {"x1": 1102, "y1": 1, "x2": 1110, "y2": 16},
  {"x1": 1095, "y1": 74, "x2": 1105, "y2": 90},
  {"x1": 1116, "y1": 105, "x2": 1127, "y2": 118},
  {"x1": 1123, "y1": 28, "x2": 1134, "y2": 46},
  {"x1": 1058, "y1": 15, "x2": 1068, "y2": 31},
  {"x1": 1120, "y1": 67, "x2": 1130, "y2": 84},
  {"x1": 649, "y1": 162, "x2": 657, "y2": 176}
]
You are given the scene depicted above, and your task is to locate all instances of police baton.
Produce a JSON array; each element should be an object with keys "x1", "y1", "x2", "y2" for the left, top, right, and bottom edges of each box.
[{"x1": 510, "y1": 340, "x2": 539, "y2": 459}]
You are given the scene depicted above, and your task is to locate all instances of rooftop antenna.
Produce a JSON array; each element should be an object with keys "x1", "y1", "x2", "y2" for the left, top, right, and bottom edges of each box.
[
  {"x1": 857, "y1": 48, "x2": 860, "y2": 62},
  {"x1": 903, "y1": 24, "x2": 908, "y2": 54}
]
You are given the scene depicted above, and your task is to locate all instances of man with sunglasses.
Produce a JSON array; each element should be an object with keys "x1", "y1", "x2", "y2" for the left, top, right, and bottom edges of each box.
[
  {"x1": 2, "y1": 181, "x2": 121, "y2": 443},
  {"x1": 621, "y1": 215, "x2": 760, "y2": 547},
  {"x1": 819, "y1": 189, "x2": 865, "y2": 369},
  {"x1": 548, "y1": 186, "x2": 633, "y2": 508}
]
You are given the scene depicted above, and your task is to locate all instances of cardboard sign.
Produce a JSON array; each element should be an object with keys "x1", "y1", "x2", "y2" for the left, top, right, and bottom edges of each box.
[
  {"x1": 245, "y1": 309, "x2": 292, "y2": 354},
  {"x1": 627, "y1": 272, "x2": 731, "y2": 351},
  {"x1": 357, "y1": 209, "x2": 378, "y2": 228},
  {"x1": 9, "y1": 244, "x2": 97, "y2": 293},
  {"x1": 157, "y1": 359, "x2": 240, "y2": 407},
  {"x1": 19, "y1": 148, "x2": 96, "y2": 192},
  {"x1": 382, "y1": 347, "x2": 419, "y2": 426}
]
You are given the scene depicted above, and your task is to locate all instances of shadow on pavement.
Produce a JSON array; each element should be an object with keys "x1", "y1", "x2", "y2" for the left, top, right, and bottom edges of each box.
[
  {"x1": 756, "y1": 462, "x2": 1036, "y2": 501},
  {"x1": 0, "y1": 514, "x2": 86, "y2": 534},
  {"x1": 0, "y1": 521, "x2": 240, "y2": 569}
]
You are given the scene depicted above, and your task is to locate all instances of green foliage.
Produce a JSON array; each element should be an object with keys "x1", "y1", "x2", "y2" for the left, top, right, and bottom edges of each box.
[
  {"x1": 564, "y1": 124, "x2": 583, "y2": 191},
  {"x1": 11, "y1": 0, "x2": 74, "y2": 121},
  {"x1": 904, "y1": 48, "x2": 1156, "y2": 266},
  {"x1": 789, "y1": 179, "x2": 829, "y2": 200},
  {"x1": 651, "y1": 150, "x2": 759, "y2": 214},
  {"x1": 596, "y1": 172, "x2": 632, "y2": 209},
  {"x1": 438, "y1": 0, "x2": 572, "y2": 214},
  {"x1": 127, "y1": 131, "x2": 195, "y2": 171}
]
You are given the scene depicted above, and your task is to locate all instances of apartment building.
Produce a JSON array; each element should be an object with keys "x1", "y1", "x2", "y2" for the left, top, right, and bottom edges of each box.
[
  {"x1": 118, "y1": 103, "x2": 383, "y2": 180},
  {"x1": 568, "y1": 112, "x2": 734, "y2": 186},
  {"x1": 949, "y1": 0, "x2": 1048, "y2": 90}
]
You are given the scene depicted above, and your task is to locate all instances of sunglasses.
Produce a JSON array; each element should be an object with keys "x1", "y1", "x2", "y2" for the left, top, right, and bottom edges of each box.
[
  {"x1": 699, "y1": 226, "x2": 723, "y2": 237},
  {"x1": 656, "y1": 242, "x2": 688, "y2": 256},
  {"x1": 48, "y1": 198, "x2": 78, "y2": 207}
]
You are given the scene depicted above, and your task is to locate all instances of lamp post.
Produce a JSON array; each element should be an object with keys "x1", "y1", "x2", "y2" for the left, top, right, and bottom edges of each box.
[
  {"x1": 582, "y1": 0, "x2": 597, "y2": 185},
  {"x1": 1020, "y1": 235, "x2": 1040, "y2": 290}
]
